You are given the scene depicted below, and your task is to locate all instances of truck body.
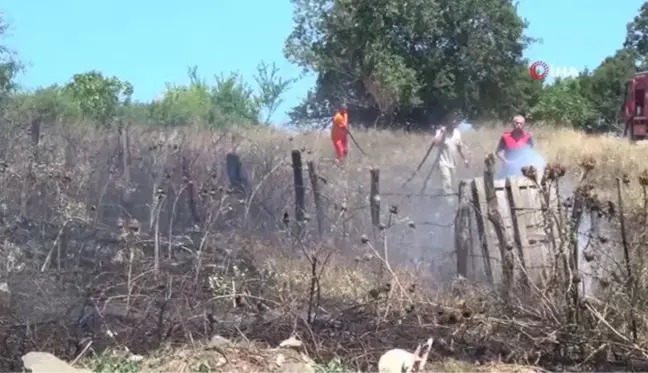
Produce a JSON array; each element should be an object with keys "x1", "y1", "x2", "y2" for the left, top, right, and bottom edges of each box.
[{"x1": 623, "y1": 71, "x2": 648, "y2": 141}]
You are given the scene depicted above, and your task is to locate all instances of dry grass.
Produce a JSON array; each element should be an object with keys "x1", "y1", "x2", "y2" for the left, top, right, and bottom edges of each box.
[
  {"x1": 3, "y1": 119, "x2": 648, "y2": 372},
  {"x1": 140, "y1": 122, "x2": 645, "y2": 203},
  {"x1": 289, "y1": 123, "x2": 648, "y2": 199},
  {"x1": 84, "y1": 341, "x2": 542, "y2": 373},
  {"x1": 532, "y1": 126, "x2": 648, "y2": 203},
  {"x1": 86, "y1": 344, "x2": 536, "y2": 373}
]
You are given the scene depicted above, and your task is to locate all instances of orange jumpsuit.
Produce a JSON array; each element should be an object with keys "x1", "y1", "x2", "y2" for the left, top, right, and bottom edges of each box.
[{"x1": 331, "y1": 111, "x2": 349, "y2": 161}]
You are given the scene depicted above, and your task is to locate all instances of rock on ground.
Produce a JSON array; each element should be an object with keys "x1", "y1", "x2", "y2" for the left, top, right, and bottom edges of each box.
[
  {"x1": 21, "y1": 351, "x2": 91, "y2": 373},
  {"x1": 0, "y1": 282, "x2": 9, "y2": 312}
]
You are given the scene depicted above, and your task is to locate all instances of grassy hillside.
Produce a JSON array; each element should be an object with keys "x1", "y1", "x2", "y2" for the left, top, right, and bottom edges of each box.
[{"x1": 4, "y1": 122, "x2": 648, "y2": 372}]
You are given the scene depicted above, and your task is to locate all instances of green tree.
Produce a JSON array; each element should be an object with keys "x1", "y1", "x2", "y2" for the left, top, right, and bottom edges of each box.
[
  {"x1": 149, "y1": 65, "x2": 270, "y2": 128},
  {"x1": 284, "y1": 0, "x2": 534, "y2": 127},
  {"x1": 211, "y1": 71, "x2": 260, "y2": 126},
  {"x1": 121, "y1": 101, "x2": 154, "y2": 125},
  {"x1": 150, "y1": 66, "x2": 215, "y2": 127},
  {"x1": 63, "y1": 71, "x2": 133, "y2": 126},
  {"x1": 581, "y1": 49, "x2": 637, "y2": 130},
  {"x1": 0, "y1": 15, "x2": 22, "y2": 102},
  {"x1": 18, "y1": 85, "x2": 80, "y2": 124},
  {"x1": 253, "y1": 61, "x2": 296, "y2": 124},
  {"x1": 363, "y1": 52, "x2": 421, "y2": 127},
  {"x1": 624, "y1": 2, "x2": 648, "y2": 67},
  {"x1": 530, "y1": 78, "x2": 598, "y2": 129},
  {"x1": 487, "y1": 63, "x2": 543, "y2": 121}
]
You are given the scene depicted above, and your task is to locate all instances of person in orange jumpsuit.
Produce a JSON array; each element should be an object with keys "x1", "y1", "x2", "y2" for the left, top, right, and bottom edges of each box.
[{"x1": 331, "y1": 103, "x2": 349, "y2": 162}]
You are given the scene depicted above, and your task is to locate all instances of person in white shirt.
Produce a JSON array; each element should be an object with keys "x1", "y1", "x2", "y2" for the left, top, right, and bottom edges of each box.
[{"x1": 430, "y1": 112, "x2": 469, "y2": 204}]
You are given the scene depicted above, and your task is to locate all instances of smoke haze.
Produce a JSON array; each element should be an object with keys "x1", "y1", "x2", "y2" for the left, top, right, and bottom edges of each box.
[{"x1": 497, "y1": 145, "x2": 547, "y2": 179}]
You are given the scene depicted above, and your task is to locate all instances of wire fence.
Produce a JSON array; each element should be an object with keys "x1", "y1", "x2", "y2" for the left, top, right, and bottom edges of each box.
[
  {"x1": 279, "y1": 149, "x2": 637, "y2": 293},
  {"x1": 283, "y1": 150, "x2": 463, "y2": 281},
  {"x1": 3, "y1": 127, "x2": 646, "y2": 370}
]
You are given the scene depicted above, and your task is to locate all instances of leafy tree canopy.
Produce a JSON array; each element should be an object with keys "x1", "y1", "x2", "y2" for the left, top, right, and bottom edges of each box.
[
  {"x1": 1, "y1": 2, "x2": 648, "y2": 133},
  {"x1": 284, "y1": 0, "x2": 535, "y2": 127}
]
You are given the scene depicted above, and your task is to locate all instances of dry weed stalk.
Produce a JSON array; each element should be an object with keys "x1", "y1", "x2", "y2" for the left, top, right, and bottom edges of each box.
[
  {"x1": 147, "y1": 134, "x2": 182, "y2": 277},
  {"x1": 440, "y1": 154, "x2": 648, "y2": 367},
  {"x1": 7, "y1": 121, "x2": 648, "y2": 371}
]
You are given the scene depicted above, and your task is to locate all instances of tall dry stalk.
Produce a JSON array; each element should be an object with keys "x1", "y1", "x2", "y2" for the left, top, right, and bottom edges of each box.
[{"x1": 616, "y1": 177, "x2": 638, "y2": 342}]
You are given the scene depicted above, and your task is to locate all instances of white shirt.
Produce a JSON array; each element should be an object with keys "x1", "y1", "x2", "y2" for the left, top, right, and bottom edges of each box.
[{"x1": 432, "y1": 127, "x2": 462, "y2": 168}]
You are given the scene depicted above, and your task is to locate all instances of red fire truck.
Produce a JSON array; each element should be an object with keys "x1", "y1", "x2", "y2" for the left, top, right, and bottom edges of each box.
[{"x1": 623, "y1": 71, "x2": 648, "y2": 141}]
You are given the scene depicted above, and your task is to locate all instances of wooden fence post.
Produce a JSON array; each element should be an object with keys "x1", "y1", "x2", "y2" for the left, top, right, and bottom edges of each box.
[
  {"x1": 616, "y1": 177, "x2": 638, "y2": 341},
  {"x1": 226, "y1": 152, "x2": 248, "y2": 195},
  {"x1": 307, "y1": 161, "x2": 324, "y2": 237},
  {"x1": 506, "y1": 178, "x2": 531, "y2": 289},
  {"x1": 585, "y1": 208, "x2": 602, "y2": 296},
  {"x1": 471, "y1": 179, "x2": 495, "y2": 284},
  {"x1": 455, "y1": 180, "x2": 471, "y2": 278},
  {"x1": 370, "y1": 168, "x2": 380, "y2": 227},
  {"x1": 119, "y1": 121, "x2": 133, "y2": 217},
  {"x1": 568, "y1": 184, "x2": 587, "y2": 325},
  {"x1": 291, "y1": 150, "x2": 306, "y2": 224},
  {"x1": 183, "y1": 154, "x2": 202, "y2": 225},
  {"x1": 484, "y1": 154, "x2": 514, "y2": 299},
  {"x1": 369, "y1": 167, "x2": 383, "y2": 282}
]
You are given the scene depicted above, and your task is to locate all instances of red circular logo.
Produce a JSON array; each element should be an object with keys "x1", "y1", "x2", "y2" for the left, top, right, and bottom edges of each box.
[{"x1": 529, "y1": 61, "x2": 549, "y2": 81}]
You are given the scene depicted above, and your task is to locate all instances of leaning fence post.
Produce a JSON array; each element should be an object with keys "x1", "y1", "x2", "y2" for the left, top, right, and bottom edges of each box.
[
  {"x1": 585, "y1": 208, "x2": 602, "y2": 296},
  {"x1": 616, "y1": 177, "x2": 638, "y2": 342},
  {"x1": 369, "y1": 167, "x2": 383, "y2": 283},
  {"x1": 370, "y1": 168, "x2": 381, "y2": 227},
  {"x1": 307, "y1": 161, "x2": 324, "y2": 237},
  {"x1": 455, "y1": 180, "x2": 471, "y2": 278},
  {"x1": 484, "y1": 154, "x2": 514, "y2": 300},
  {"x1": 291, "y1": 150, "x2": 306, "y2": 224},
  {"x1": 226, "y1": 152, "x2": 248, "y2": 195}
]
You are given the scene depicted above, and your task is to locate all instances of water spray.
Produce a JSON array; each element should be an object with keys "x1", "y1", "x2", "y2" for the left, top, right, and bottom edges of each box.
[{"x1": 499, "y1": 145, "x2": 547, "y2": 180}]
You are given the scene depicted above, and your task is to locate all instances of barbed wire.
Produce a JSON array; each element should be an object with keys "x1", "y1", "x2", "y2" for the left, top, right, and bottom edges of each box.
[
  {"x1": 275, "y1": 154, "x2": 648, "y2": 261},
  {"x1": 381, "y1": 191, "x2": 459, "y2": 198}
]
